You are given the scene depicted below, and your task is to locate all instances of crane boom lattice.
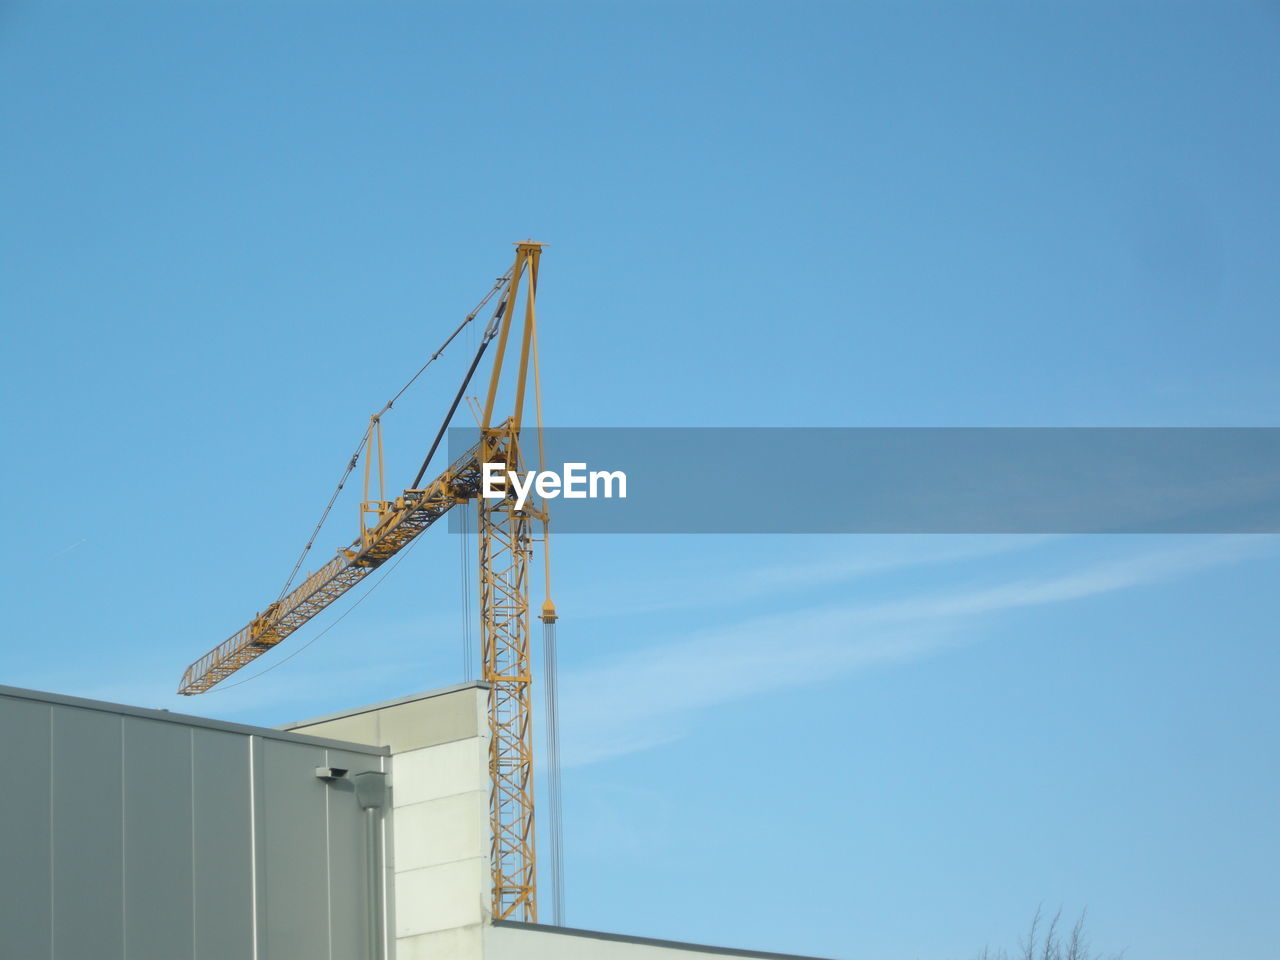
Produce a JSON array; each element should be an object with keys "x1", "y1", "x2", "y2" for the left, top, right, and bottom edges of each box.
[
  {"x1": 176, "y1": 242, "x2": 554, "y2": 925},
  {"x1": 178, "y1": 444, "x2": 484, "y2": 694}
]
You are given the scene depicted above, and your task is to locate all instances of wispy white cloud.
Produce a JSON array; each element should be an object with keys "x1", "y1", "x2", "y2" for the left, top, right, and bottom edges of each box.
[
  {"x1": 558, "y1": 536, "x2": 1274, "y2": 767},
  {"x1": 566, "y1": 534, "x2": 1054, "y2": 620},
  {"x1": 46, "y1": 538, "x2": 88, "y2": 562},
  {"x1": 21, "y1": 536, "x2": 1271, "y2": 758}
]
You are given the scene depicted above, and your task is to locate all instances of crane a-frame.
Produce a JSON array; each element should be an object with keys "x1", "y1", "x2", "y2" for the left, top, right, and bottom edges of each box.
[{"x1": 178, "y1": 242, "x2": 554, "y2": 923}]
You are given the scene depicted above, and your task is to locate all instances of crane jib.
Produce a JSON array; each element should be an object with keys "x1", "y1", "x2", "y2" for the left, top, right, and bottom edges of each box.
[{"x1": 177, "y1": 442, "x2": 485, "y2": 695}]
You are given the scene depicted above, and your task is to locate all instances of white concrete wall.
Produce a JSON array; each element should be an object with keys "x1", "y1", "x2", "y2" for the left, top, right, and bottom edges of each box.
[
  {"x1": 284, "y1": 684, "x2": 492, "y2": 960},
  {"x1": 284, "y1": 685, "x2": 832, "y2": 960}
]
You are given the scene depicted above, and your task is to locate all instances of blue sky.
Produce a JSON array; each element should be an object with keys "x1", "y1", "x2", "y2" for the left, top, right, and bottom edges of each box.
[{"x1": 2, "y1": 3, "x2": 1278, "y2": 958}]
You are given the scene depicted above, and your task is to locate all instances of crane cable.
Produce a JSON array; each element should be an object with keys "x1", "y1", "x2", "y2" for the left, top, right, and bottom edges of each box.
[
  {"x1": 203, "y1": 527, "x2": 431, "y2": 693},
  {"x1": 272, "y1": 270, "x2": 513, "y2": 605},
  {"x1": 211, "y1": 279, "x2": 512, "y2": 693},
  {"x1": 459, "y1": 498, "x2": 474, "y2": 682},
  {"x1": 410, "y1": 303, "x2": 504, "y2": 488},
  {"x1": 529, "y1": 286, "x2": 566, "y2": 926}
]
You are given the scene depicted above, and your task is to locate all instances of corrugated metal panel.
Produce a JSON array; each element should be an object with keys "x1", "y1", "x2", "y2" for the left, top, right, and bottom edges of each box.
[
  {"x1": 52, "y1": 705, "x2": 125, "y2": 960},
  {"x1": 260, "y1": 737, "x2": 331, "y2": 959},
  {"x1": 0, "y1": 687, "x2": 388, "y2": 960},
  {"x1": 123, "y1": 716, "x2": 195, "y2": 960},
  {"x1": 192, "y1": 727, "x2": 254, "y2": 960},
  {"x1": 0, "y1": 695, "x2": 52, "y2": 959},
  {"x1": 326, "y1": 747, "x2": 385, "y2": 958}
]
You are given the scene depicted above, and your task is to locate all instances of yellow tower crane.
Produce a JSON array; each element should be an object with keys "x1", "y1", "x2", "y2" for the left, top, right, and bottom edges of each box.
[{"x1": 178, "y1": 242, "x2": 554, "y2": 923}]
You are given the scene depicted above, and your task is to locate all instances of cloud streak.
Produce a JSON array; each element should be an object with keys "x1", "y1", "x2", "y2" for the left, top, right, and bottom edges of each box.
[
  {"x1": 557, "y1": 536, "x2": 1274, "y2": 767},
  {"x1": 565, "y1": 534, "x2": 1054, "y2": 621}
]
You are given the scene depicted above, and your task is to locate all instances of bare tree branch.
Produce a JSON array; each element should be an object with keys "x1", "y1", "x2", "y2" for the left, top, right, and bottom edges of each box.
[{"x1": 973, "y1": 906, "x2": 1120, "y2": 960}]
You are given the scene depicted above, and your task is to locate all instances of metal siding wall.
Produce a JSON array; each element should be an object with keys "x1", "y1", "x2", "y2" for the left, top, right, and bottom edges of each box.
[
  {"x1": 0, "y1": 696, "x2": 53, "y2": 959},
  {"x1": 325, "y1": 747, "x2": 384, "y2": 960},
  {"x1": 51, "y1": 705, "x2": 125, "y2": 960},
  {"x1": 0, "y1": 691, "x2": 386, "y2": 960},
  {"x1": 191, "y1": 727, "x2": 254, "y2": 960},
  {"x1": 259, "y1": 737, "x2": 331, "y2": 960},
  {"x1": 122, "y1": 717, "x2": 195, "y2": 960}
]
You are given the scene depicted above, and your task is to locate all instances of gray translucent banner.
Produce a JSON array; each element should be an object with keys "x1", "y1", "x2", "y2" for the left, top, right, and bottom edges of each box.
[{"x1": 444, "y1": 428, "x2": 1280, "y2": 533}]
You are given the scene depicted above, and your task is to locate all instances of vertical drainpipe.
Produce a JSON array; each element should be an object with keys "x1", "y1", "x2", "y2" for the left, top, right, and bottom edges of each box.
[{"x1": 353, "y1": 772, "x2": 388, "y2": 960}]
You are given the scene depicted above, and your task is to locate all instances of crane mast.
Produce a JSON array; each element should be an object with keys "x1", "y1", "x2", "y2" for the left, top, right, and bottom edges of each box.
[
  {"x1": 478, "y1": 241, "x2": 544, "y2": 920},
  {"x1": 177, "y1": 242, "x2": 551, "y2": 923}
]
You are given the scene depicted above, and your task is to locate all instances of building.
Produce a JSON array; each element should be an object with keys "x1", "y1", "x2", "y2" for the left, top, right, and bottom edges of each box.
[{"x1": 0, "y1": 682, "x2": 831, "y2": 960}]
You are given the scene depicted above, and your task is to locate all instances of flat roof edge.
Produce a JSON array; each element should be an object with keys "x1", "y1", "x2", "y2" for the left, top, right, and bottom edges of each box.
[
  {"x1": 490, "y1": 921, "x2": 837, "y2": 960},
  {"x1": 278, "y1": 680, "x2": 490, "y2": 730},
  {"x1": 0, "y1": 684, "x2": 388, "y2": 755}
]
